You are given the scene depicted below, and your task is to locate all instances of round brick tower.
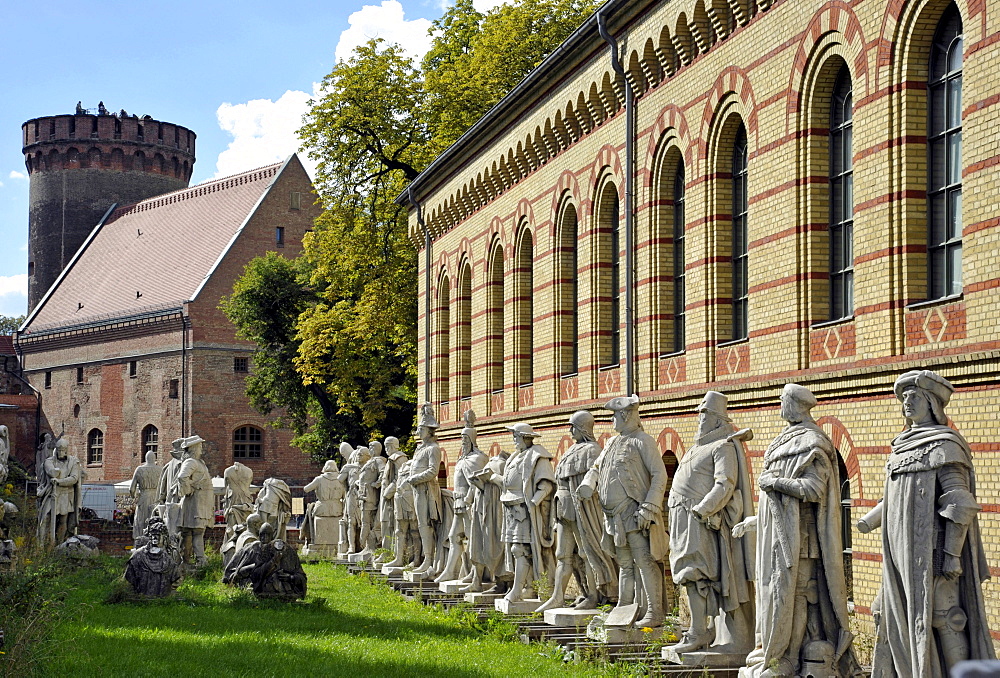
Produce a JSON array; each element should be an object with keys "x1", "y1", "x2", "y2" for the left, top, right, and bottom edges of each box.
[{"x1": 21, "y1": 106, "x2": 197, "y2": 311}]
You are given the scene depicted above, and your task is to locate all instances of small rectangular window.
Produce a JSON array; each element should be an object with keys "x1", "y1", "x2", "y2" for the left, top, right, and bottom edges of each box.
[
  {"x1": 76, "y1": 366, "x2": 84, "y2": 384},
  {"x1": 129, "y1": 360, "x2": 137, "y2": 378},
  {"x1": 276, "y1": 227, "x2": 285, "y2": 247},
  {"x1": 169, "y1": 379, "x2": 179, "y2": 399},
  {"x1": 45, "y1": 371, "x2": 52, "y2": 389},
  {"x1": 290, "y1": 191, "x2": 301, "y2": 210},
  {"x1": 234, "y1": 357, "x2": 249, "y2": 373}
]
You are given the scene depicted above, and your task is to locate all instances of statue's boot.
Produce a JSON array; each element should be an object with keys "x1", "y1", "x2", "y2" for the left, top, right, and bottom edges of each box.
[
  {"x1": 670, "y1": 628, "x2": 714, "y2": 653},
  {"x1": 434, "y1": 543, "x2": 464, "y2": 583},
  {"x1": 572, "y1": 594, "x2": 598, "y2": 610},
  {"x1": 759, "y1": 658, "x2": 794, "y2": 678}
]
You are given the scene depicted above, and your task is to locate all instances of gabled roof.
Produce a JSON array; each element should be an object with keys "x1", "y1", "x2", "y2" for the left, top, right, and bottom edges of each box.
[
  {"x1": 23, "y1": 156, "x2": 299, "y2": 335},
  {"x1": 0, "y1": 336, "x2": 14, "y2": 356}
]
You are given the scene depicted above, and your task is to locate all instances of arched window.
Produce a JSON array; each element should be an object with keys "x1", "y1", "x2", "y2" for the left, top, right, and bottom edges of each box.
[
  {"x1": 142, "y1": 425, "x2": 158, "y2": 459},
  {"x1": 233, "y1": 426, "x2": 263, "y2": 459},
  {"x1": 514, "y1": 227, "x2": 534, "y2": 385},
  {"x1": 673, "y1": 166, "x2": 687, "y2": 352},
  {"x1": 928, "y1": 6, "x2": 963, "y2": 299},
  {"x1": 830, "y1": 66, "x2": 854, "y2": 319},
  {"x1": 87, "y1": 429, "x2": 104, "y2": 465},
  {"x1": 838, "y1": 454, "x2": 853, "y2": 601},
  {"x1": 557, "y1": 202, "x2": 579, "y2": 376},
  {"x1": 487, "y1": 244, "x2": 504, "y2": 394},
  {"x1": 597, "y1": 181, "x2": 621, "y2": 367},
  {"x1": 731, "y1": 124, "x2": 749, "y2": 341},
  {"x1": 433, "y1": 274, "x2": 450, "y2": 406},
  {"x1": 455, "y1": 260, "x2": 472, "y2": 402}
]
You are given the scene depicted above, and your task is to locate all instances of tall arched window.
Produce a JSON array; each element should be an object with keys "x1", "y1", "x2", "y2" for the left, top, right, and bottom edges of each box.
[
  {"x1": 514, "y1": 228, "x2": 534, "y2": 385},
  {"x1": 830, "y1": 66, "x2": 854, "y2": 319},
  {"x1": 673, "y1": 166, "x2": 687, "y2": 352},
  {"x1": 142, "y1": 425, "x2": 159, "y2": 459},
  {"x1": 597, "y1": 181, "x2": 621, "y2": 367},
  {"x1": 928, "y1": 6, "x2": 963, "y2": 299},
  {"x1": 732, "y1": 124, "x2": 749, "y2": 340},
  {"x1": 455, "y1": 260, "x2": 472, "y2": 402},
  {"x1": 433, "y1": 274, "x2": 450, "y2": 406},
  {"x1": 557, "y1": 202, "x2": 579, "y2": 376},
  {"x1": 487, "y1": 244, "x2": 505, "y2": 394},
  {"x1": 233, "y1": 426, "x2": 263, "y2": 459},
  {"x1": 87, "y1": 429, "x2": 104, "y2": 465}
]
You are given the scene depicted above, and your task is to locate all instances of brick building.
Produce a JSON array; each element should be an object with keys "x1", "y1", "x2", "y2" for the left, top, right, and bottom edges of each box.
[
  {"x1": 16, "y1": 155, "x2": 322, "y2": 485},
  {"x1": 403, "y1": 0, "x2": 1000, "y2": 649}
]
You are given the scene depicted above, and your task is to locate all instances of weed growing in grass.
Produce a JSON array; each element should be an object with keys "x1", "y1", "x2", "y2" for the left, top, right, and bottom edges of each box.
[{"x1": 0, "y1": 549, "x2": 71, "y2": 677}]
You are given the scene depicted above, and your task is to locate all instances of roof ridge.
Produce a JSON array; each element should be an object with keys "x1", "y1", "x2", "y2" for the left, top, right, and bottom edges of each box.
[{"x1": 113, "y1": 161, "x2": 283, "y2": 217}]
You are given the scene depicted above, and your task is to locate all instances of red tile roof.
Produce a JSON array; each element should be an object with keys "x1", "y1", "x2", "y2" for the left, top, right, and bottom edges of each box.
[
  {"x1": 24, "y1": 160, "x2": 287, "y2": 334},
  {"x1": 0, "y1": 335, "x2": 14, "y2": 355}
]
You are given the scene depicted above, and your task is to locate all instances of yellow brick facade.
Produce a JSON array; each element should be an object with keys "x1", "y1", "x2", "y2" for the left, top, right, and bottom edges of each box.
[{"x1": 404, "y1": 0, "x2": 1000, "y2": 652}]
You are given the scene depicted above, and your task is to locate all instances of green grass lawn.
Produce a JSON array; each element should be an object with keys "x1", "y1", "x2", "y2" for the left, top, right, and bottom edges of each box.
[{"x1": 28, "y1": 558, "x2": 613, "y2": 678}]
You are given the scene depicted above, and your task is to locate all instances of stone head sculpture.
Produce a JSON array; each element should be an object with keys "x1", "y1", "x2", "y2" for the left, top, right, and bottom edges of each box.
[
  {"x1": 384, "y1": 436, "x2": 400, "y2": 456},
  {"x1": 55, "y1": 437, "x2": 69, "y2": 459},
  {"x1": 145, "y1": 450, "x2": 156, "y2": 465},
  {"x1": 170, "y1": 438, "x2": 184, "y2": 460},
  {"x1": 779, "y1": 383, "x2": 817, "y2": 424},
  {"x1": 568, "y1": 410, "x2": 595, "y2": 443},
  {"x1": 894, "y1": 369, "x2": 953, "y2": 426},
  {"x1": 259, "y1": 522, "x2": 275, "y2": 545},
  {"x1": 605, "y1": 393, "x2": 641, "y2": 432},
  {"x1": 505, "y1": 422, "x2": 537, "y2": 452},
  {"x1": 322, "y1": 459, "x2": 339, "y2": 474},
  {"x1": 246, "y1": 512, "x2": 263, "y2": 537}
]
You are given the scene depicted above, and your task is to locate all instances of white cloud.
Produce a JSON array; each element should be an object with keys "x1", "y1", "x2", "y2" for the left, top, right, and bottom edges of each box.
[
  {"x1": 19, "y1": 242, "x2": 27, "y2": 252},
  {"x1": 0, "y1": 274, "x2": 27, "y2": 297},
  {"x1": 335, "y1": 1, "x2": 433, "y2": 64},
  {"x1": 213, "y1": 89, "x2": 318, "y2": 180},
  {"x1": 8, "y1": 171, "x2": 26, "y2": 180}
]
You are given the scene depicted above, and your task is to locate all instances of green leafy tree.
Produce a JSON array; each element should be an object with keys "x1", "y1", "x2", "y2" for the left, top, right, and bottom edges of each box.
[{"x1": 0, "y1": 315, "x2": 25, "y2": 334}]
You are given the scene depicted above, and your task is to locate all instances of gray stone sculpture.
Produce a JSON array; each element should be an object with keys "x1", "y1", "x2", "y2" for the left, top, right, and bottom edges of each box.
[
  {"x1": 223, "y1": 512, "x2": 262, "y2": 584},
  {"x1": 125, "y1": 516, "x2": 181, "y2": 597},
  {"x1": 0, "y1": 500, "x2": 18, "y2": 564},
  {"x1": 302, "y1": 460, "x2": 345, "y2": 557},
  {"x1": 176, "y1": 435, "x2": 213, "y2": 567},
  {"x1": 579, "y1": 394, "x2": 668, "y2": 630},
  {"x1": 156, "y1": 438, "x2": 185, "y2": 536},
  {"x1": 401, "y1": 404, "x2": 443, "y2": 576},
  {"x1": 36, "y1": 438, "x2": 83, "y2": 548},
  {"x1": 494, "y1": 422, "x2": 555, "y2": 604},
  {"x1": 435, "y1": 410, "x2": 487, "y2": 583},
  {"x1": 383, "y1": 456, "x2": 420, "y2": 569},
  {"x1": 375, "y1": 436, "x2": 402, "y2": 563},
  {"x1": 130, "y1": 451, "x2": 162, "y2": 541},
  {"x1": 0, "y1": 424, "x2": 9, "y2": 486},
  {"x1": 465, "y1": 443, "x2": 511, "y2": 594},
  {"x1": 357, "y1": 441, "x2": 384, "y2": 556},
  {"x1": 668, "y1": 391, "x2": 755, "y2": 656},
  {"x1": 55, "y1": 533, "x2": 100, "y2": 560},
  {"x1": 223, "y1": 461, "x2": 254, "y2": 532},
  {"x1": 863, "y1": 370, "x2": 995, "y2": 676},
  {"x1": 255, "y1": 477, "x2": 292, "y2": 541},
  {"x1": 227, "y1": 522, "x2": 307, "y2": 600},
  {"x1": 739, "y1": 384, "x2": 859, "y2": 678},
  {"x1": 338, "y1": 443, "x2": 365, "y2": 555},
  {"x1": 537, "y1": 410, "x2": 617, "y2": 613}
]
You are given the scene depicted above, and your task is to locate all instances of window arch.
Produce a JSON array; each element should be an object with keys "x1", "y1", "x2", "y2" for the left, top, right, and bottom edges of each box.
[
  {"x1": 596, "y1": 180, "x2": 621, "y2": 367},
  {"x1": 654, "y1": 144, "x2": 686, "y2": 356},
  {"x1": 732, "y1": 124, "x2": 749, "y2": 341},
  {"x1": 142, "y1": 424, "x2": 159, "y2": 459},
  {"x1": 455, "y1": 259, "x2": 472, "y2": 402},
  {"x1": 433, "y1": 273, "x2": 450, "y2": 406},
  {"x1": 487, "y1": 243, "x2": 505, "y2": 394},
  {"x1": 87, "y1": 429, "x2": 104, "y2": 465},
  {"x1": 514, "y1": 226, "x2": 534, "y2": 386},
  {"x1": 233, "y1": 426, "x2": 263, "y2": 459},
  {"x1": 830, "y1": 66, "x2": 854, "y2": 319},
  {"x1": 557, "y1": 200, "x2": 579, "y2": 376},
  {"x1": 928, "y1": 6, "x2": 963, "y2": 300}
]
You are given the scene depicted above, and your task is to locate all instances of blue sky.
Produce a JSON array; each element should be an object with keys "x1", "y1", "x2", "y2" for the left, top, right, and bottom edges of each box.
[{"x1": 0, "y1": 0, "x2": 503, "y2": 318}]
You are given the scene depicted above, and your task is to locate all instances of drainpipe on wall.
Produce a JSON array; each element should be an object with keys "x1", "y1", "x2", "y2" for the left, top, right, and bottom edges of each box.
[
  {"x1": 181, "y1": 312, "x2": 189, "y2": 436},
  {"x1": 407, "y1": 186, "x2": 432, "y2": 404},
  {"x1": 598, "y1": 5, "x2": 636, "y2": 396}
]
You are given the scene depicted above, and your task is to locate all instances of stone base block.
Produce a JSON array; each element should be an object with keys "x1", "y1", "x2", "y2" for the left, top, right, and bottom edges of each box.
[
  {"x1": 299, "y1": 543, "x2": 338, "y2": 559},
  {"x1": 312, "y1": 516, "x2": 339, "y2": 545},
  {"x1": 438, "y1": 579, "x2": 468, "y2": 593},
  {"x1": 403, "y1": 570, "x2": 430, "y2": 582},
  {"x1": 347, "y1": 551, "x2": 372, "y2": 564},
  {"x1": 464, "y1": 591, "x2": 502, "y2": 604},
  {"x1": 381, "y1": 565, "x2": 405, "y2": 576},
  {"x1": 661, "y1": 647, "x2": 748, "y2": 668},
  {"x1": 543, "y1": 607, "x2": 599, "y2": 627},
  {"x1": 591, "y1": 625, "x2": 665, "y2": 644},
  {"x1": 494, "y1": 597, "x2": 542, "y2": 615}
]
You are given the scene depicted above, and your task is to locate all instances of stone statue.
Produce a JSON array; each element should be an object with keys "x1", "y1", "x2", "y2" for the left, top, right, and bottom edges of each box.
[
  {"x1": 176, "y1": 435, "x2": 213, "y2": 567},
  {"x1": 668, "y1": 392, "x2": 755, "y2": 656},
  {"x1": 35, "y1": 432, "x2": 55, "y2": 484},
  {"x1": 0, "y1": 500, "x2": 18, "y2": 564},
  {"x1": 738, "y1": 384, "x2": 860, "y2": 678},
  {"x1": 400, "y1": 404, "x2": 442, "y2": 576},
  {"x1": 125, "y1": 516, "x2": 181, "y2": 597},
  {"x1": 302, "y1": 460, "x2": 345, "y2": 556},
  {"x1": 338, "y1": 443, "x2": 364, "y2": 554},
  {"x1": 55, "y1": 533, "x2": 99, "y2": 560},
  {"x1": 492, "y1": 422, "x2": 555, "y2": 604},
  {"x1": 156, "y1": 438, "x2": 185, "y2": 536},
  {"x1": 579, "y1": 394, "x2": 668, "y2": 629},
  {"x1": 357, "y1": 441, "x2": 385, "y2": 556},
  {"x1": 36, "y1": 438, "x2": 83, "y2": 548},
  {"x1": 255, "y1": 477, "x2": 292, "y2": 541},
  {"x1": 375, "y1": 436, "x2": 402, "y2": 562},
  {"x1": 129, "y1": 451, "x2": 162, "y2": 541},
  {"x1": 228, "y1": 522, "x2": 307, "y2": 600},
  {"x1": 223, "y1": 461, "x2": 254, "y2": 534},
  {"x1": 383, "y1": 456, "x2": 420, "y2": 568},
  {"x1": 537, "y1": 410, "x2": 617, "y2": 613},
  {"x1": 862, "y1": 371, "x2": 995, "y2": 676},
  {"x1": 435, "y1": 410, "x2": 488, "y2": 583},
  {"x1": 223, "y1": 512, "x2": 262, "y2": 584},
  {"x1": 0, "y1": 424, "x2": 9, "y2": 486},
  {"x1": 465, "y1": 443, "x2": 512, "y2": 594}
]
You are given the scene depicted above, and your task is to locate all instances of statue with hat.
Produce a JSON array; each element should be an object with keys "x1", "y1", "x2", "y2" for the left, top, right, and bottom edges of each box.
[
  {"x1": 862, "y1": 370, "x2": 995, "y2": 676},
  {"x1": 176, "y1": 435, "x2": 214, "y2": 567},
  {"x1": 36, "y1": 437, "x2": 83, "y2": 549},
  {"x1": 357, "y1": 440, "x2": 385, "y2": 556},
  {"x1": 301, "y1": 459, "x2": 345, "y2": 556},
  {"x1": 399, "y1": 403, "x2": 443, "y2": 575},
  {"x1": 375, "y1": 436, "x2": 403, "y2": 562},
  {"x1": 537, "y1": 410, "x2": 618, "y2": 613},
  {"x1": 156, "y1": 438, "x2": 185, "y2": 536},
  {"x1": 578, "y1": 394, "x2": 668, "y2": 630},
  {"x1": 668, "y1": 391, "x2": 755, "y2": 657},
  {"x1": 382, "y1": 454, "x2": 421, "y2": 569},
  {"x1": 435, "y1": 410, "x2": 488, "y2": 583},
  {"x1": 492, "y1": 421, "x2": 555, "y2": 603},
  {"x1": 737, "y1": 384, "x2": 860, "y2": 678}
]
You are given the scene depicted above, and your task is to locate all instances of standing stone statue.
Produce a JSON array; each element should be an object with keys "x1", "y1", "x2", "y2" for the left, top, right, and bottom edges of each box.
[
  {"x1": 668, "y1": 391, "x2": 755, "y2": 656},
  {"x1": 375, "y1": 436, "x2": 402, "y2": 562},
  {"x1": 36, "y1": 438, "x2": 83, "y2": 548},
  {"x1": 338, "y1": 443, "x2": 364, "y2": 555},
  {"x1": 125, "y1": 516, "x2": 181, "y2": 597},
  {"x1": 129, "y1": 451, "x2": 163, "y2": 540},
  {"x1": 0, "y1": 500, "x2": 19, "y2": 564},
  {"x1": 493, "y1": 422, "x2": 555, "y2": 603},
  {"x1": 176, "y1": 435, "x2": 214, "y2": 567},
  {"x1": 465, "y1": 443, "x2": 512, "y2": 593},
  {"x1": 0, "y1": 424, "x2": 9, "y2": 486},
  {"x1": 579, "y1": 394, "x2": 668, "y2": 629},
  {"x1": 435, "y1": 410, "x2": 488, "y2": 583},
  {"x1": 739, "y1": 384, "x2": 860, "y2": 678},
  {"x1": 537, "y1": 410, "x2": 617, "y2": 613},
  {"x1": 255, "y1": 477, "x2": 292, "y2": 541},
  {"x1": 156, "y1": 438, "x2": 185, "y2": 536},
  {"x1": 357, "y1": 441, "x2": 385, "y2": 556},
  {"x1": 863, "y1": 371, "x2": 995, "y2": 676},
  {"x1": 302, "y1": 460, "x2": 345, "y2": 556},
  {"x1": 223, "y1": 462, "x2": 254, "y2": 533},
  {"x1": 383, "y1": 457, "x2": 420, "y2": 568},
  {"x1": 401, "y1": 404, "x2": 442, "y2": 576}
]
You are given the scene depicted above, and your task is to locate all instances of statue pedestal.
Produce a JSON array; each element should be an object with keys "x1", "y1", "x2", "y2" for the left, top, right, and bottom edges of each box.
[
  {"x1": 438, "y1": 579, "x2": 467, "y2": 593},
  {"x1": 494, "y1": 598, "x2": 542, "y2": 615},
  {"x1": 661, "y1": 647, "x2": 748, "y2": 668},
  {"x1": 543, "y1": 608, "x2": 599, "y2": 627},
  {"x1": 382, "y1": 565, "x2": 405, "y2": 576},
  {"x1": 347, "y1": 551, "x2": 372, "y2": 564},
  {"x1": 300, "y1": 543, "x2": 338, "y2": 559},
  {"x1": 464, "y1": 591, "x2": 502, "y2": 604},
  {"x1": 312, "y1": 516, "x2": 339, "y2": 544},
  {"x1": 589, "y1": 624, "x2": 665, "y2": 644},
  {"x1": 403, "y1": 570, "x2": 430, "y2": 582}
]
